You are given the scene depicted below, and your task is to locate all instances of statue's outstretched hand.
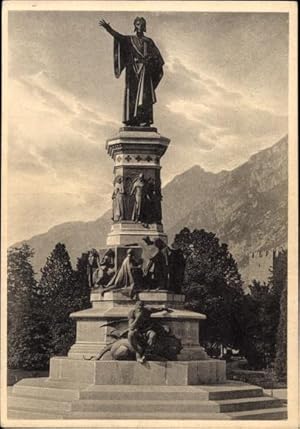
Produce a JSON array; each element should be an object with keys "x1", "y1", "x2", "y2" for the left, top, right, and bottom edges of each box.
[
  {"x1": 162, "y1": 305, "x2": 173, "y2": 313},
  {"x1": 99, "y1": 19, "x2": 110, "y2": 30}
]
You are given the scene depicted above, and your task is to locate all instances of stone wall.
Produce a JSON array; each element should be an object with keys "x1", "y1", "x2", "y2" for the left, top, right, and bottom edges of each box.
[{"x1": 245, "y1": 248, "x2": 286, "y2": 286}]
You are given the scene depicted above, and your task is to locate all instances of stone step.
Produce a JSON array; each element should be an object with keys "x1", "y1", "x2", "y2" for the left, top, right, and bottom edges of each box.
[
  {"x1": 12, "y1": 384, "x2": 81, "y2": 401},
  {"x1": 217, "y1": 396, "x2": 282, "y2": 413},
  {"x1": 8, "y1": 395, "x2": 73, "y2": 413},
  {"x1": 65, "y1": 408, "x2": 287, "y2": 420},
  {"x1": 16, "y1": 377, "x2": 89, "y2": 389},
  {"x1": 65, "y1": 410, "x2": 232, "y2": 420},
  {"x1": 228, "y1": 407, "x2": 288, "y2": 420},
  {"x1": 79, "y1": 384, "x2": 263, "y2": 401},
  {"x1": 7, "y1": 405, "x2": 287, "y2": 421},
  {"x1": 208, "y1": 387, "x2": 263, "y2": 400},
  {"x1": 80, "y1": 385, "x2": 208, "y2": 401},
  {"x1": 69, "y1": 396, "x2": 280, "y2": 414},
  {"x1": 201, "y1": 384, "x2": 264, "y2": 400},
  {"x1": 8, "y1": 408, "x2": 64, "y2": 420},
  {"x1": 7, "y1": 380, "x2": 285, "y2": 421},
  {"x1": 70, "y1": 398, "x2": 218, "y2": 413}
]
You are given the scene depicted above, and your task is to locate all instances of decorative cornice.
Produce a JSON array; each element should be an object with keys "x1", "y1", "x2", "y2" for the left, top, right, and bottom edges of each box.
[
  {"x1": 114, "y1": 153, "x2": 160, "y2": 167},
  {"x1": 106, "y1": 129, "x2": 170, "y2": 159}
]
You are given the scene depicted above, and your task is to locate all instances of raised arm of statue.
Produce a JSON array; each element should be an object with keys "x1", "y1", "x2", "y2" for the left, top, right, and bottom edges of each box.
[
  {"x1": 99, "y1": 19, "x2": 125, "y2": 41},
  {"x1": 148, "y1": 305, "x2": 172, "y2": 314}
]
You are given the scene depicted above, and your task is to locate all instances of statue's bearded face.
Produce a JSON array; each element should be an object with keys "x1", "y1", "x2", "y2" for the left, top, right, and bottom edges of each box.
[
  {"x1": 136, "y1": 301, "x2": 144, "y2": 309},
  {"x1": 134, "y1": 18, "x2": 146, "y2": 33}
]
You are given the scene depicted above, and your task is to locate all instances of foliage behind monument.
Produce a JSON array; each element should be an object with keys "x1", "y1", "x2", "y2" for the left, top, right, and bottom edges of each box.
[
  {"x1": 173, "y1": 228, "x2": 244, "y2": 353},
  {"x1": 8, "y1": 243, "x2": 91, "y2": 371},
  {"x1": 274, "y1": 276, "x2": 287, "y2": 380},
  {"x1": 8, "y1": 245, "x2": 49, "y2": 369},
  {"x1": 38, "y1": 243, "x2": 79, "y2": 357}
]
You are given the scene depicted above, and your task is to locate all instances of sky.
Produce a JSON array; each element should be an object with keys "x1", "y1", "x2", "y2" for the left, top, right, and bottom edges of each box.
[{"x1": 6, "y1": 11, "x2": 288, "y2": 245}]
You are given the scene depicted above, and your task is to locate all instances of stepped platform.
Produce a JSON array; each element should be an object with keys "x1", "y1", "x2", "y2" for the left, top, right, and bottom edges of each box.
[{"x1": 7, "y1": 378, "x2": 287, "y2": 420}]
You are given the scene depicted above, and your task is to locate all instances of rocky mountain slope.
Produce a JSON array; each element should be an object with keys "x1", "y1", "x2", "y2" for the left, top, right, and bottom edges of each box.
[
  {"x1": 12, "y1": 136, "x2": 288, "y2": 280},
  {"x1": 165, "y1": 136, "x2": 288, "y2": 273}
]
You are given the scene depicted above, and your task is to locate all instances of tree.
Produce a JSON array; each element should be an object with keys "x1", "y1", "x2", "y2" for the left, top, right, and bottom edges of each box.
[
  {"x1": 7, "y1": 244, "x2": 48, "y2": 369},
  {"x1": 173, "y1": 228, "x2": 243, "y2": 289},
  {"x1": 274, "y1": 253, "x2": 287, "y2": 380},
  {"x1": 270, "y1": 250, "x2": 288, "y2": 299},
  {"x1": 239, "y1": 281, "x2": 279, "y2": 369},
  {"x1": 172, "y1": 228, "x2": 244, "y2": 353},
  {"x1": 73, "y1": 252, "x2": 91, "y2": 311},
  {"x1": 38, "y1": 243, "x2": 77, "y2": 357},
  {"x1": 240, "y1": 249, "x2": 287, "y2": 371}
]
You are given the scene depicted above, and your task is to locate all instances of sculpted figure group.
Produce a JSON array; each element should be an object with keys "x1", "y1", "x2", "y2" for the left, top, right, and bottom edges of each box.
[
  {"x1": 86, "y1": 244, "x2": 184, "y2": 363},
  {"x1": 127, "y1": 301, "x2": 180, "y2": 363},
  {"x1": 84, "y1": 301, "x2": 182, "y2": 363},
  {"x1": 85, "y1": 247, "x2": 184, "y2": 363},
  {"x1": 87, "y1": 248, "x2": 115, "y2": 289},
  {"x1": 87, "y1": 238, "x2": 185, "y2": 297},
  {"x1": 112, "y1": 174, "x2": 162, "y2": 224}
]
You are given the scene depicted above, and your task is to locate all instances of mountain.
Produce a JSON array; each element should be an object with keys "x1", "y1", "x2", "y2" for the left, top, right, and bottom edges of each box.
[
  {"x1": 12, "y1": 136, "x2": 288, "y2": 279},
  {"x1": 14, "y1": 211, "x2": 111, "y2": 277},
  {"x1": 165, "y1": 136, "x2": 288, "y2": 275}
]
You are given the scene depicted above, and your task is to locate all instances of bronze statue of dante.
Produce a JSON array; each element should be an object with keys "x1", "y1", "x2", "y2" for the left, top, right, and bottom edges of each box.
[{"x1": 99, "y1": 17, "x2": 164, "y2": 127}]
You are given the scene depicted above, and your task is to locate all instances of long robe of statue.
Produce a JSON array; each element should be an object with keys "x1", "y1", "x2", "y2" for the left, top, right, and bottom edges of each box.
[
  {"x1": 100, "y1": 18, "x2": 164, "y2": 126},
  {"x1": 114, "y1": 34, "x2": 164, "y2": 126}
]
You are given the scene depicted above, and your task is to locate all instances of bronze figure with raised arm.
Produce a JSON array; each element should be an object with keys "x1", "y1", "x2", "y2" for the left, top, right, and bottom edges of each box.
[
  {"x1": 128, "y1": 301, "x2": 172, "y2": 362},
  {"x1": 99, "y1": 17, "x2": 164, "y2": 127}
]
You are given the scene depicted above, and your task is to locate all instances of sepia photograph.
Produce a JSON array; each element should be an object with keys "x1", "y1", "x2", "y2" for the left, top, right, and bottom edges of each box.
[{"x1": 1, "y1": 1, "x2": 298, "y2": 428}]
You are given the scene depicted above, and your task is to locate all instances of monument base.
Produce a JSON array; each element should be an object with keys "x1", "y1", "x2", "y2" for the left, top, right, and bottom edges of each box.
[
  {"x1": 50, "y1": 357, "x2": 226, "y2": 385},
  {"x1": 106, "y1": 221, "x2": 167, "y2": 246},
  {"x1": 68, "y1": 290, "x2": 208, "y2": 361},
  {"x1": 8, "y1": 376, "x2": 286, "y2": 420}
]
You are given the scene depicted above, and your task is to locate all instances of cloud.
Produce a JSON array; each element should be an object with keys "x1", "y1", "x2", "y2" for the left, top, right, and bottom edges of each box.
[
  {"x1": 157, "y1": 58, "x2": 287, "y2": 172},
  {"x1": 7, "y1": 71, "x2": 117, "y2": 244},
  {"x1": 8, "y1": 70, "x2": 117, "y2": 159}
]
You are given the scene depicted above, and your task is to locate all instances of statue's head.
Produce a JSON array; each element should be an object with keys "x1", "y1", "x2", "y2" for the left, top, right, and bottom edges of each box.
[
  {"x1": 89, "y1": 248, "x2": 98, "y2": 257},
  {"x1": 106, "y1": 248, "x2": 115, "y2": 257},
  {"x1": 88, "y1": 248, "x2": 98, "y2": 265},
  {"x1": 135, "y1": 300, "x2": 144, "y2": 309},
  {"x1": 127, "y1": 248, "x2": 133, "y2": 256},
  {"x1": 134, "y1": 17, "x2": 146, "y2": 33},
  {"x1": 154, "y1": 238, "x2": 166, "y2": 250},
  {"x1": 138, "y1": 173, "x2": 144, "y2": 180}
]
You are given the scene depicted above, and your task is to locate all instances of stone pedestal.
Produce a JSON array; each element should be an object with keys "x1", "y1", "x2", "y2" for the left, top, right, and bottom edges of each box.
[
  {"x1": 68, "y1": 291, "x2": 208, "y2": 362},
  {"x1": 67, "y1": 126, "x2": 217, "y2": 380},
  {"x1": 61, "y1": 288, "x2": 225, "y2": 384},
  {"x1": 107, "y1": 222, "x2": 167, "y2": 246},
  {"x1": 49, "y1": 358, "x2": 226, "y2": 385},
  {"x1": 106, "y1": 127, "x2": 169, "y2": 246}
]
